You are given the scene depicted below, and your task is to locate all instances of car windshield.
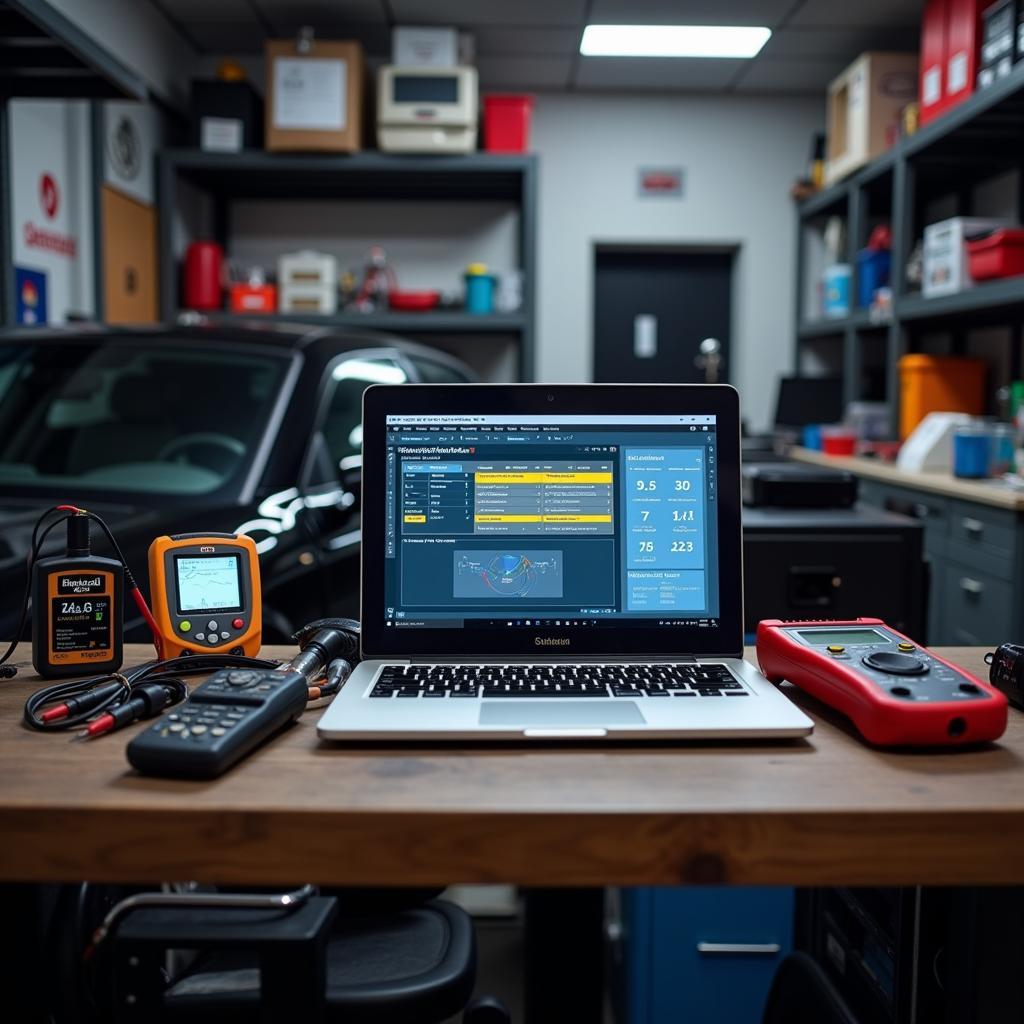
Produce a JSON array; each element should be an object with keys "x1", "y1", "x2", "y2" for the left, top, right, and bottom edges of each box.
[{"x1": 0, "y1": 338, "x2": 290, "y2": 496}]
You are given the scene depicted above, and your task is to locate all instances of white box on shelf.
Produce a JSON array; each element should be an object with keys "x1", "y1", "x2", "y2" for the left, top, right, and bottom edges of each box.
[
  {"x1": 277, "y1": 250, "x2": 338, "y2": 314},
  {"x1": 922, "y1": 217, "x2": 1011, "y2": 297},
  {"x1": 279, "y1": 284, "x2": 337, "y2": 315},
  {"x1": 392, "y1": 26, "x2": 458, "y2": 67},
  {"x1": 377, "y1": 65, "x2": 478, "y2": 154}
]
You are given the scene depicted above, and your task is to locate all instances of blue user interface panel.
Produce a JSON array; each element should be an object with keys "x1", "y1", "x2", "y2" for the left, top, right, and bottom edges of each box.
[{"x1": 383, "y1": 414, "x2": 719, "y2": 631}]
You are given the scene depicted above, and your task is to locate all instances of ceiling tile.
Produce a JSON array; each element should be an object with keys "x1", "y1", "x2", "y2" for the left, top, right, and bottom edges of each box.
[
  {"x1": 477, "y1": 55, "x2": 573, "y2": 89},
  {"x1": 188, "y1": 23, "x2": 269, "y2": 53},
  {"x1": 589, "y1": 0, "x2": 794, "y2": 26},
  {"x1": 471, "y1": 25, "x2": 580, "y2": 55},
  {"x1": 788, "y1": 0, "x2": 924, "y2": 29},
  {"x1": 156, "y1": 0, "x2": 257, "y2": 25},
  {"x1": 733, "y1": 56, "x2": 852, "y2": 92},
  {"x1": 388, "y1": 0, "x2": 585, "y2": 27},
  {"x1": 253, "y1": 0, "x2": 387, "y2": 32},
  {"x1": 575, "y1": 57, "x2": 747, "y2": 91},
  {"x1": 760, "y1": 26, "x2": 921, "y2": 58}
]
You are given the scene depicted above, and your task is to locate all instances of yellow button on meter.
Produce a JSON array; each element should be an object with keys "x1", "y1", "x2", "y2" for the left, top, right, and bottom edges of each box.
[
  {"x1": 179, "y1": 620, "x2": 191, "y2": 633},
  {"x1": 827, "y1": 645, "x2": 845, "y2": 654},
  {"x1": 898, "y1": 642, "x2": 915, "y2": 652}
]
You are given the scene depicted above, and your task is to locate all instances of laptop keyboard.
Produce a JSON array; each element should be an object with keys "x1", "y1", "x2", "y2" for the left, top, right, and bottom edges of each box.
[{"x1": 369, "y1": 663, "x2": 747, "y2": 699}]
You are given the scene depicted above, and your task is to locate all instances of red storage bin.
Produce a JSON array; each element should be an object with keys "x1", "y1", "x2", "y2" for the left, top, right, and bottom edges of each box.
[
  {"x1": 483, "y1": 95, "x2": 534, "y2": 153},
  {"x1": 229, "y1": 283, "x2": 276, "y2": 313},
  {"x1": 945, "y1": 0, "x2": 986, "y2": 110},
  {"x1": 920, "y1": 0, "x2": 948, "y2": 124},
  {"x1": 966, "y1": 229, "x2": 1024, "y2": 280}
]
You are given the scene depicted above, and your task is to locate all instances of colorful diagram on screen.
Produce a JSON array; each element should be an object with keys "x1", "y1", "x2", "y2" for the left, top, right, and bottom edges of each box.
[{"x1": 454, "y1": 550, "x2": 563, "y2": 599}]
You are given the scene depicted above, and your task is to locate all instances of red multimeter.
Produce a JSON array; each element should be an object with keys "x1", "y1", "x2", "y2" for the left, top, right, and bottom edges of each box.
[{"x1": 756, "y1": 618, "x2": 1007, "y2": 746}]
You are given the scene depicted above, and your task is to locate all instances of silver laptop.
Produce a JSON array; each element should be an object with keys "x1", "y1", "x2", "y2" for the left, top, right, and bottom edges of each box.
[{"x1": 318, "y1": 384, "x2": 812, "y2": 741}]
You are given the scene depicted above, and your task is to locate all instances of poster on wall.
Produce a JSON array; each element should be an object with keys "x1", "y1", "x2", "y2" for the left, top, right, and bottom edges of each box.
[{"x1": 15, "y1": 267, "x2": 48, "y2": 324}]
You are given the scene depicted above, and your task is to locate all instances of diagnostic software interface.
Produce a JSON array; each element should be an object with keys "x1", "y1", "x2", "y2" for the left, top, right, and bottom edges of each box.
[{"x1": 384, "y1": 415, "x2": 719, "y2": 630}]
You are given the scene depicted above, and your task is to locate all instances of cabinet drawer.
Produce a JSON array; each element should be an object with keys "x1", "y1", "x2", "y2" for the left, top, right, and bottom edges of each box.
[
  {"x1": 939, "y1": 562, "x2": 1014, "y2": 646},
  {"x1": 619, "y1": 887, "x2": 793, "y2": 1024},
  {"x1": 949, "y1": 500, "x2": 1018, "y2": 564},
  {"x1": 867, "y1": 484, "x2": 949, "y2": 552}
]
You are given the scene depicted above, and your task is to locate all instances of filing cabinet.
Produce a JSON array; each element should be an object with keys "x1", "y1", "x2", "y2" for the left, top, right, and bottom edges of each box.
[
  {"x1": 612, "y1": 887, "x2": 794, "y2": 1024},
  {"x1": 853, "y1": 480, "x2": 1024, "y2": 645}
]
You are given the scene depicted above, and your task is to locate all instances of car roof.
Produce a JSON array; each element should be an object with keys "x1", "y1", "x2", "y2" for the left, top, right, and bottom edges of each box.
[{"x1": 7, "y1": 319, "x2": 475, "y2": 377}]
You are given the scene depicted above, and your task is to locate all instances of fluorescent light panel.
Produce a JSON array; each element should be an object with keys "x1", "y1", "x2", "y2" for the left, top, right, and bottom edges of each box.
[{"x1": 580, "y1": 24, "x2": 771, "y2": 59}]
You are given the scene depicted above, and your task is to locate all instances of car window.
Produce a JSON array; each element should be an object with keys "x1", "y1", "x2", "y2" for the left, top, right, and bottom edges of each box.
[
  {"x1": 407, "y1": 356, "x2": 467, "y2": 384},
  {"x1": 321, "y1": 355, "x2": 407, "y2": 469},
  {"x1": 0, "y1": 340, "x2": 289, "y2": 496}
]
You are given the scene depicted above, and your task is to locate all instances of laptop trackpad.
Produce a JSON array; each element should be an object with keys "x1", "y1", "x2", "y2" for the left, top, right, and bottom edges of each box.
[{"x1": 479, "y1": 701, "x2": 646, "y2": 727}]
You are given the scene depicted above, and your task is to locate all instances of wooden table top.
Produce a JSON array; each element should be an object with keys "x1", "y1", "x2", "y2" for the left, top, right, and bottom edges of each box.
[
  {"x1": 791, "y1": 446, "x2": 1024, "y2": 511},
  {"x1": 3, "y1": 645, "x2": 1023, "y2": 888}
]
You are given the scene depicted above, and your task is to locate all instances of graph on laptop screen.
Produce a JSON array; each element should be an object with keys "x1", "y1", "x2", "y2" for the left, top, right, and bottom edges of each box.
[{"x1": 383, "y1": 415, "x2": 719, "y2": 631}]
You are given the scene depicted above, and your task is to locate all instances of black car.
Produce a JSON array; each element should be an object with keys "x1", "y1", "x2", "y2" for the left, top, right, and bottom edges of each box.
[{"x1": 0, "y1": 321, "x2": 474, "y2": 643}]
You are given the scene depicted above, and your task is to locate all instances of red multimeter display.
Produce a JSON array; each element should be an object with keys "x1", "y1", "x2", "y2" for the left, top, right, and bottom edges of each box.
[{"x1": 756, "y1": 618, "x2": 1007, "y2": 746}]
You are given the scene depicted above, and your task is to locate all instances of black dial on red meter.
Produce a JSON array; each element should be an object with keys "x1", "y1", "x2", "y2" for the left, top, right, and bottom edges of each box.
[{"x1": 862, "y1": 651, "x2": 929, "y2": 676}]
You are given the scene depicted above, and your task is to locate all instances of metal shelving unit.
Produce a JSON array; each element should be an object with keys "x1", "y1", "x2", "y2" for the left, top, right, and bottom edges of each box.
[
  {"x1": 157, "y1": 150, "x2": 539, "y2": 380},
  {"x1": 794, "y1": 59, "x2": 1024, "y2": 427},
  {"x1": 194, "y1": 310, "x2": 527, "y2": 333}
]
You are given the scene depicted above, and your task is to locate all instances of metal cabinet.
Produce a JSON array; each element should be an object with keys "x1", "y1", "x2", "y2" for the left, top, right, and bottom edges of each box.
[
  {"x1": 855, "y1": 481, "x2": 1024, "y2": 645},
  {"x1": 613, "y1": 887, "x2": 794, "y2": 1024}
]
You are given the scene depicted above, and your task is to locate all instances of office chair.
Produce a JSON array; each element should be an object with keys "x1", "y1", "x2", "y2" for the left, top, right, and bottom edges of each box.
[
  {"x1": 762, "y1": 952, "x2": 860, "y2": 1024},
  {"x1": 45, "y1": 882, "x2": 510, "y2": 1023}
]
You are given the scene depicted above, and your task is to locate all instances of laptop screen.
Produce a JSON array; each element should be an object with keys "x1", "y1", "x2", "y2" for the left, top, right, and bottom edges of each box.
[{"x1": 381, "y1": 414, "x2": 721, "y2": 635}]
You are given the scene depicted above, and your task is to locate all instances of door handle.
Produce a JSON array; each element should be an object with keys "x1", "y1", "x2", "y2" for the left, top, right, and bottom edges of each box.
[
  {"x1": 633, "y1": 314, "x2": 657, "y2": 358},
  {"x1": 961, "y1": 517, "x2": 984, "y2": 536},
  {"x1": 696, "y1": 942, "x2": 781, "y2": 956},
  {"x1": 959, "y1": 577, "x2": 984, "y2": 596}
]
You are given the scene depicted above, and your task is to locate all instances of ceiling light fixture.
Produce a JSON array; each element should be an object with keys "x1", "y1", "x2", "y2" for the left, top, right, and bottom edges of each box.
[{"x1": 580, "y1": 24, "x2": 771, "y2": 59}]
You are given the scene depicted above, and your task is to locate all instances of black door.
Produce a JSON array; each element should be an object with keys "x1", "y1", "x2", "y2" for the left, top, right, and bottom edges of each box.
[{"x1": 593, "y1": 249, "x2": 732, "y2": 384}]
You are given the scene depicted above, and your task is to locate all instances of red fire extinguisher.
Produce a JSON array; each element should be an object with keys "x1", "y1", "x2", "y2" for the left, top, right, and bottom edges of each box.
[{"x1": 183, "y1": 241, "x2": 223, "y2": 310}]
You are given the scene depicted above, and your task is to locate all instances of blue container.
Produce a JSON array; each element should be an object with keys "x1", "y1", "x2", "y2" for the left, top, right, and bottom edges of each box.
[
  {"x1": 823, "y1": 264, "x2": 851, "y2": 319},
  {"x1": 857, "y1": 248, "x2": 891, "y2": 308},
  {"x1": 953, "y1": 425, "x2": 992, "y2": 479},
  {"x1": 465, "y1": 272, "x2": 496, "y2": 314},
  {"x1": 803, "y1": 424, "x2": 823, "y2": 451}
]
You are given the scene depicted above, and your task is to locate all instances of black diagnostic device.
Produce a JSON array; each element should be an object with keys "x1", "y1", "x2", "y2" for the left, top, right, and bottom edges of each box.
[
  {"x1": 126, "y1": 668, "x2": 308, "y2": 778},
  {"x1": 32, "y1": 514, "x2": 123, "y2": 679}
]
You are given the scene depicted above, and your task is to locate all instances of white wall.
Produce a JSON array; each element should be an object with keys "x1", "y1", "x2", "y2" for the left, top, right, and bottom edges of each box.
[
  {"x1": 44, "y1": 0, "x2": 198, "y2": 107},
  {"x1": 531, "y1": 94, "x2": 822, "y2": 430},
  {"x1": 9, "y1": 101, "x2": 94, "y2": 323}
]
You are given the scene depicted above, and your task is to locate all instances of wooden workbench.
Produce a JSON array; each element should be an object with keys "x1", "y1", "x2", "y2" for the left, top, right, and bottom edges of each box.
[
  {"x1": 790, "y1": 446, "x2": 1024, "y2": 510},
  {"x1": 2, "y1": 645, "x2": 1022, "y2": 888}
]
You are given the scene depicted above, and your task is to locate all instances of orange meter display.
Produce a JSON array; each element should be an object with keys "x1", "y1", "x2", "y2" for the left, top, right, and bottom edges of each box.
[{"x1": 148, "y1": 533, "x2": 261, "y2": 659}]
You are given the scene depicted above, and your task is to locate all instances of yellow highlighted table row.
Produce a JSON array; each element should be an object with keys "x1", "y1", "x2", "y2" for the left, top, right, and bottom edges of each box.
[
  {"x1": 403, "y1": 514, "x2": 427, "y2": 523},
  {"x1": 474, "y1": 514, "x2": 613, "y2": 523},
  {"x1": 475, "y1": 472, "x2": 613, "y2": 484}
]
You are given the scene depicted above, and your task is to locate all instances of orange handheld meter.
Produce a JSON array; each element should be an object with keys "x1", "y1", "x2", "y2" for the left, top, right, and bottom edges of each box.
[{"x1": 148, "y1": 533, "x2": 261, "y2": 659}]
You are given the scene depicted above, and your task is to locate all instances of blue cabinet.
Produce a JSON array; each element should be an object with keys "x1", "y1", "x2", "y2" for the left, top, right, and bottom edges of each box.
[{"x1": 614, "y1": 887, "x2": 794, "y2": 1024}]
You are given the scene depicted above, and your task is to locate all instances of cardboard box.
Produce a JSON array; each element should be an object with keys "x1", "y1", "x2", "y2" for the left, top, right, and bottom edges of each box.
[
  {"x1": 825, "y1": 52, "x2": 918, "y2": 185},
  {"x1": 923, "y1": 217, "x2": 1011, "y2": 297},
  {"x1": 919, "y1": 0, "x2": 948, "y2": 124},
  {"x1": 392, "y1": 26, "x2": 457, "y2": 67},
  {"x1": 265, "y1": 39, "x2": 363, "y2": 153}
]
